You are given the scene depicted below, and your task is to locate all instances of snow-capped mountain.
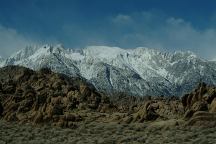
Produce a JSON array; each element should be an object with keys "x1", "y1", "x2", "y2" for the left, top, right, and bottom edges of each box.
[{"x1": 1, "y1": 44, "x2": 216, "y2": 96}]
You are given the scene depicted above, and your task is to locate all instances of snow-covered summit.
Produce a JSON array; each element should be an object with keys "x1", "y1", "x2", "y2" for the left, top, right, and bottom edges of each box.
[
  {"x1": 84, "y1": 46, "x2": 126, "y2": 59},
  {"x1": 1, "y1": 44, "x2": 216, "y2": 97}
]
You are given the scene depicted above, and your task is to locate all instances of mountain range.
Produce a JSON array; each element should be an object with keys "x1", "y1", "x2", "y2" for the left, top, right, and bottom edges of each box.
[{"x1": 1, "y1": 44, "x2": 216, "y2": 96}]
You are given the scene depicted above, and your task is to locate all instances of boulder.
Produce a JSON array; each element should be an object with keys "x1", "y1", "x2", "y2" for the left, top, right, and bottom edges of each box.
[
  {"x1": 185, "y1": 111, "x2": 216, "y2": 127},
  {"x1": 0, "y1": 102, "x2": 3, "y2": 116},
  {"x1": 209, "y1": 98, "x2": 216, "y2": 112},
  {"x1": 133, "y1": 101, "x2": 159, "y2": 123}
]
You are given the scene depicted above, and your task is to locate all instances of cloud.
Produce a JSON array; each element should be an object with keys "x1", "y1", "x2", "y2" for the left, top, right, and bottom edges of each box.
[
  {"x1": 111, "y1": 14, "x2": 133, "y2": 25},
  {"x1": 2, "y1": 10, "x2": 215, "y2": 60},
  {"x1": 105, "y1": 12, "x2": 216, "y2": 59},
  {"x1": 0, "y1": 24, "x2": 37, "y2": 58}
]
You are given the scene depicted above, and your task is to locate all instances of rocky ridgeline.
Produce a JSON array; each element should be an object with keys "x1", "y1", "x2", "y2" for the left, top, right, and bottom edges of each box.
[{"x1": 0, "y1": 66, "x2": 216, "y2": 128}]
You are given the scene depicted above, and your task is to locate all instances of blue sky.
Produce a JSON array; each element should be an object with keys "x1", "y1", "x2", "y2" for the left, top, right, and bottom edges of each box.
[{"x1": 1, "y1": 0, "x2": 216, "y2": 59}]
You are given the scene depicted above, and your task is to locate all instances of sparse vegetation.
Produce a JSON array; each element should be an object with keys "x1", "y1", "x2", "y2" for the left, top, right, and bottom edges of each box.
[{"x1": 1, "y1": 120, "x2": 216, "y2": 144}]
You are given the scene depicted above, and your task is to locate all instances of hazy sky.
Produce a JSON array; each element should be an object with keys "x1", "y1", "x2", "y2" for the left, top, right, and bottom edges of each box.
[{"x1": 1, "y1": 0, "x2": 216, "y2": 59}]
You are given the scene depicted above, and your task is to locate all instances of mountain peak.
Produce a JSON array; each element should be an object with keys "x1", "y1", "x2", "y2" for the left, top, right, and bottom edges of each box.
[
  {"x1": 9, "y1": 45, "x2": 39, "y2": 61},
  {"x1": 174, "y1": 50, "x2": 197, "y2": 57}
]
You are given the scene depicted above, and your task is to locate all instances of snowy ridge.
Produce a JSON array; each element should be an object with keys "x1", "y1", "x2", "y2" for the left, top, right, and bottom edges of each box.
[{"x1": 1, "y1": 44, "x2": 216, "y2": 97}]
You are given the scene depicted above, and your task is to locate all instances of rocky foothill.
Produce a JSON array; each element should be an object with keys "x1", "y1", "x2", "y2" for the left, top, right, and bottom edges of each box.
[
  {"x1": 0, "y1": 66, "x2": 114, "y2": 128},
  {"x1": 0, "y1": 66, "x2": 216, "y2": 128},
  {"x1": 0, "y1": 66, "x2": 216, "y2": 141}
]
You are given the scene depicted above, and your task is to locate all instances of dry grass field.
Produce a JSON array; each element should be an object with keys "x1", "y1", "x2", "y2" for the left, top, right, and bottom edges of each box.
[{"x1": 1, "y1": 120, "x2": 216, "y2": 144}]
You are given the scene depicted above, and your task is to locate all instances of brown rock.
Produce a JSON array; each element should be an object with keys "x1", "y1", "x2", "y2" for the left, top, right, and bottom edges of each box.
[
  {"x1": 0, "y1": 82, "x2": 2, "y2": 91},
  {"x1": 191, "y1": 101, "x2": 208, "y2": 112},
  {"x1": 16, "y1": 113, "x2": 28, "y2": 121},
  {"x1": 0, "y1": 102, "x2": 3, "y2": 116},
  {"x1": 122, "y1": 116, "x2": 133, "y2": 124},
  {"x1": 186, "y1": 111, "x2": 216, "y2": 127},
  {"x1": 51, "y1": 105, "x2": 64, "y2": 115},
  {"x1": 3, "y1": 85, "x2": 16, "y2": 94},
  {"x1": 209, "y1": 98, "x2": 216, "y2": 112},
  {"x1": 181, "y1": 82, "x2": 215, "y2": 119},
  {"x1": 184, "y1": 110, "x2": 194, "y2": 119},
  {"x1": 133, "y1": 101, "x2": 159, "y2": 122},
  {"x1": 33, "y1": 112, "x2": 43, "y2": 124},
  {"x1": 80, "y1": 84, "x2": 91, "y2": 97}
]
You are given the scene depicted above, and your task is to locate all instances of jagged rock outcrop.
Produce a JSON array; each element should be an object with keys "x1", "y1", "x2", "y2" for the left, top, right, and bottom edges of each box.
[
  {"x1": 0, "y1": 66, "x2": 110, "y2": 127},
  {"x1": 118, "y1": 96, "x2": 184, "y2": 124},
  {"x1": 185, "y1": 111, "x2": 216, "y2": 127},
  {"x1": 182, "y1": 82, "x2": 216, "y2": 126}
]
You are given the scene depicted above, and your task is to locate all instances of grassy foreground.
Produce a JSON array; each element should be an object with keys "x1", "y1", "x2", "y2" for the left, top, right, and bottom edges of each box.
[{"x1": 1, "y1": 120, "x2": 216, "y2": 144}]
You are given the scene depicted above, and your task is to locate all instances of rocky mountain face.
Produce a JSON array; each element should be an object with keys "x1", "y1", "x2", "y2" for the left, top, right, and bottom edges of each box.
[{"x1": 1, "y1": 44, "x2": 216, "y2": 96}]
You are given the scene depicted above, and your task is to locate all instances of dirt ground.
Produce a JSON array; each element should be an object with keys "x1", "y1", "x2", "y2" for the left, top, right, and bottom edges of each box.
[{"x1": 1, "y1": 120, "x2": 216, "y2": 144}]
